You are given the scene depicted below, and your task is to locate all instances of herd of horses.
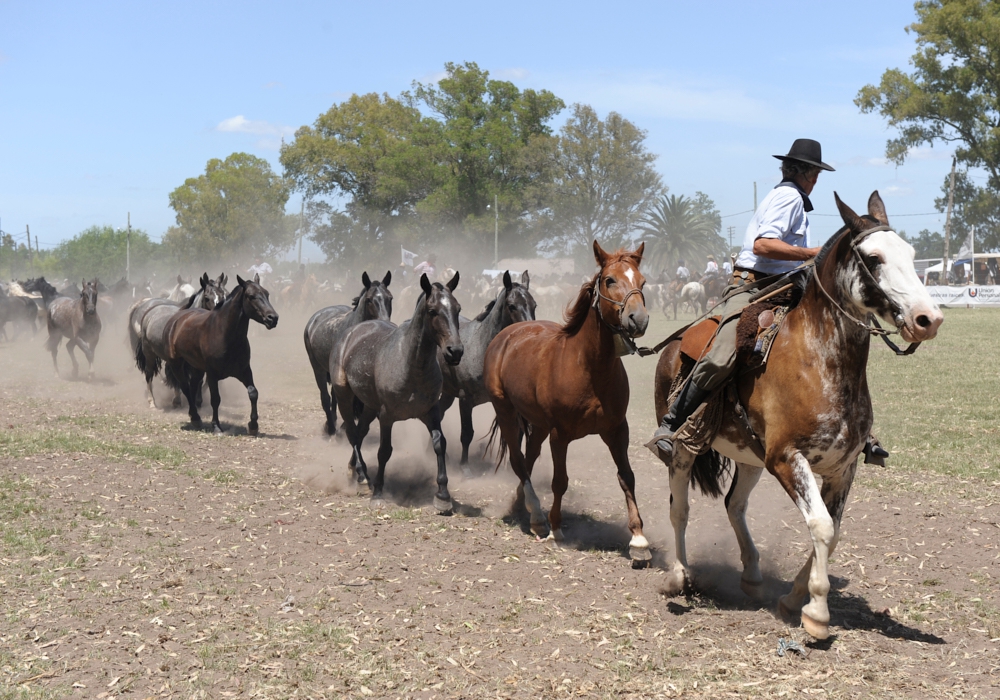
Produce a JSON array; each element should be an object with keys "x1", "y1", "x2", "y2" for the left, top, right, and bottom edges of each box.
[{"x1": 5, "y1": 192, "x2": 944, "y2": 640}]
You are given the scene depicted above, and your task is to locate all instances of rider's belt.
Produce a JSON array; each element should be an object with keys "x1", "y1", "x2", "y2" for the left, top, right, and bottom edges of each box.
[{"x1": 732, "y1": 268, "x2": 761, "y2": 285}]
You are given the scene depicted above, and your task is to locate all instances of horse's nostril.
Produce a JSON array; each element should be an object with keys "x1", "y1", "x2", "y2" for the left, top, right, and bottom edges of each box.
[{"x1": 916, "y1": 314, "x2": 931, "y2": 329}]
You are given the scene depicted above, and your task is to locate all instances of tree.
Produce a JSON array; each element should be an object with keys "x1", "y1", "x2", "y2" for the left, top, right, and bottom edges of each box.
[
  {"x1": 931, "y1": 169, "x2": 1000, "y2": 251},
  {"x1": 47, "y1": 225, "x2": 159, "y2": 282},
  {"x1": 543, "y1": 104, "x2": 665, "y2": 258},
  {"x1": 164, "y1": 153, "x2": 293, "y2": 264},
  {"x1": 856, "y1": 1, "x2": 1000, "y2": 250},
  {"x1": 900, "y1": 228, "x2": 946, "y2": 258},
  {"x1": 637, "y1": 193, "x2": 725, "y2": 275}
]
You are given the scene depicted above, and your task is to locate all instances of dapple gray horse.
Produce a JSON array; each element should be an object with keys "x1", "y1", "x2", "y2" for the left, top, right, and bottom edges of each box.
[
  {"x1": 332, "y1": 273, "x2": 464, "y2": 512},
  {"x1": 46, "y1": 279, "x2": 102, "y2": 379}
]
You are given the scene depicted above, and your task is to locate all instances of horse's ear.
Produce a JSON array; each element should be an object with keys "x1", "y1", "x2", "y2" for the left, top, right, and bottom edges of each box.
[
  {"x1": 236, "y1": 274, "x2": 246, "y2": 287},
  {"x1": 253, "y1": 273, "x2": 260, "y2": 284},
  {"x1": 362, "y1": 271, "x2": 371, "y2": 289},
  {"x1": 201, "y1": 272, "x2": 209, "y2": 287},
  {"x1": 382, "y1": 270, "x2": 391, "y2": 287},
  {"x1": 867, "y1": 190, "x2": 889, "y2": 226},
  {"x1": 593, "y1": 240, "x2": 610, "y2": 267},
  {"x1": 630, "y1": 242, "x2": 645, "y2": 265},
  {"x1": 521, "y1": 270, "x2": 530, "y2": 288},
  {"x1": 503, "y1": 270, "x2": 512, "y2": 291},
  {"x1": 446, "y1": 270, "x2": 460, "y2": 292},
  {"x1": 420, "y1": 273, "x2": 432, "y2": 295},
  {"x1": 834, "y1": 192, "x2": 865, "y2": 231}
]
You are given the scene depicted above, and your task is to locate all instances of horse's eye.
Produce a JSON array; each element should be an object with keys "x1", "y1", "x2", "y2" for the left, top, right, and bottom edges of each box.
[
  {"x1": 865, "y1": 254, "x2": 881, "y2": 270},
  {"x1": 428, "y1": 309, "x2": 438, "y2": 317},
  {"x1": 606, "y1": 278, "x2": 616, "y2": 287}
]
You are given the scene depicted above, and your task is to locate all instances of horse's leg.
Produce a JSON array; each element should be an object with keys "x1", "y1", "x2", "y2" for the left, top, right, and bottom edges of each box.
[
  {"x1": 175, "y1": 365, "x2": 201, "y2": 426},
  {"x1": 514, "y1": 422, "x2": 546, "y2": 513},
  {"x1": 497, "y1": 403, "x2": 548, "y2": 538},
  {"x1": 46, "y1": 332, "x2": 60, "y2": 377},
  {"x1": 726, "y1": 462, "x2": 764, "y2": 597},
  {"x1": 546, "y1": 434, "x2": 569, "y2": 543},
  {"x1": 234, "y1": 366, "x2": 260, "y2": 436},
  {"x1": 600, "y1": 420, "x2": 651, "y2": 565},
  {"x1": 66, "y1": 338, "x2": 80, "y2": 378},
  {"x1": 370, "y1": 417, "x2": 393, "y2": 507},
  {"x1": 84, "y1": 336, "x2": 98, "y2": 379},
  {"x1": 773, "y1": 452, "x2": 852, "y2": 640},
  {"x1": 312, "y1": 367, "x2": 336, "y2": 435},
  {"x1": 207, "y1": 373, "x2": 223, "y2": 434},
  {"x1": 458, "y1": 398, "x2": 475, "y2": 472},
  {"x1": 420, "y1": 405, "x2": 452, "y2": 514},
  {"x1": 352, "y1": 407, "x2": 377, "y2": 487},
  {"x1": 665, "y1": 450, "x2": 696, "y2": 595}
]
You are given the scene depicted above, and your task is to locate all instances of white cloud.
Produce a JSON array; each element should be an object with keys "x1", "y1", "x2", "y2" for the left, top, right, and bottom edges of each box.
[
  {"x1": 495, "y1": 67, "x2": 530, "y2": 81},
  {"x1": 216, "y1": 115, "x2": 295, "y2": 138}
]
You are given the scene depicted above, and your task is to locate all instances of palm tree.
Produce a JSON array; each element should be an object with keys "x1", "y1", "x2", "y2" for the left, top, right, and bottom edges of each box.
[{"x1": 638, "y1": 194, "x2": 726, "y2": 277}]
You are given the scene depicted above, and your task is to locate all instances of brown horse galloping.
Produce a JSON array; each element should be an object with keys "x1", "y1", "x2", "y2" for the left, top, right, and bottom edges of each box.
[
  {"x1": 484, "y1": 241, "x2": 652, "y2": 564},
  {"x1": 651, "y1": 192, "x2": 943, "y2": 639},
  {"x1": 46, "y1": 279, "x2": 102, "y2": 379}
]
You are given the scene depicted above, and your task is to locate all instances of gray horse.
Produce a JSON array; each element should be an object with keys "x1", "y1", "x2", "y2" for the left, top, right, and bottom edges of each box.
[
  {"x1": 332, "y1": 272, "x2": 464, "y2": 512},
  {"x1": 303, "y1": 270, "x2": 392, "y2": 435},
  {"x1": 438, "y1": 270, "x2": 536, "y2": 470},
  {"x1": 46, "y1": 279, "x2": 101, "y2": 379},
  {"x1": 129, "y1": 273, "x2": 227, "y2": 408}
]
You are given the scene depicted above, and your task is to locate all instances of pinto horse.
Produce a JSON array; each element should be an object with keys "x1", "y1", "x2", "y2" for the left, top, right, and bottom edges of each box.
[
  {"x1": 332, "y1": 272, "x2": 463, "y2": 512},
  {"x1": 163, "y1": 274, "x2": 278, "y2": 434},
  {"x1": 651, "y1": 192, "x2": 943, "y2": 639},
  {"x1": 46, "y1": 279, "x2": 102, "y2": 379},
  {"x1": 483, "y1": 242, "x2": 652, "y2": 564},
  {"x1": 304, "y1": 270, "x2": 393, "y2": 435},
  {"x1": 439, "y1": 270, "x2": 536, "y2": 470}
]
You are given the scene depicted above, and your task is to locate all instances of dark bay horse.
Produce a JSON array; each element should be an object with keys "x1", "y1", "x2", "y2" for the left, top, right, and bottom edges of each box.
[
  {"x1": 46, "y1": 279, "x2": 102, "y2": 379},
  {"x1": 651, "y1": 192, "x2": 943, "y2": 639},
  {"x1": 303, "y1": 271, "x2": 392, "y2": 435},
  {"x1": 162, "y1": 275, "x2": 278, "y2": 435},
  {"x1": 438, "y1": 270, "x2": 536, "y2": 470},
  {"x1": 332, "y1": 272, "x2": 463, "y2": 512},
  {"x1": 130, "y1": 273, "x2": 228, "y2": 408},
  {"x1": 483, "y1": 242, "x2": 652, "y2": 563}
]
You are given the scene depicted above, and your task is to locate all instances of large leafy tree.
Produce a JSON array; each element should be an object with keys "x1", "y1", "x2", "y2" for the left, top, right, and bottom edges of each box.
[
  {"x1": 900, "y1": 228, "x2": 947, "y2": 258},
  {"x1": 856, "y1": 0, "x2": 1000, "y2": 251},
  {"x1": 544, "y1": 104, "x2": 664, "y2": 258},
  {"x1": 47, "y1": 225, "x2": 159, "y2": 282},
  {"x1": 637, "y1": 193, "x2": 725, "y2": 276},
  {"x1": 164, "y1": 153, "x2": 293, "y2": 264}
]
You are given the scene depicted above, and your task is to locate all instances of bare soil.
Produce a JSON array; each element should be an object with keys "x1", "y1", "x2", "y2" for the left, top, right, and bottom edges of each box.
[{"x1": 0, "y1": 306, "x2": 997, "y2": 699}]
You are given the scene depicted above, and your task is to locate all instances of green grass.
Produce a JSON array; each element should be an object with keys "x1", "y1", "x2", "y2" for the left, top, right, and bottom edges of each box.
[
  {"x1": 0, "y1": 429, "x2": 186, "y2": 467},
  {"x1": 0, "y1": 475, "x2": 56, "y2": 556},
  {"x1": 623, "y1": 306, "x2": 1000, "y2": 484}
]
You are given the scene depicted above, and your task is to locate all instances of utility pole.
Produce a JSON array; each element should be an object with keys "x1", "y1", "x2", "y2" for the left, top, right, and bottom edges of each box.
[
  {"x1": 26, "y1": 225, "x2": 33, "y2": 273},
  {"x1": 297, "y1": 200, "x2": 305, "y2": 266},
  {"x1": 126, "y1": 212, "x2": 131, "y2": 282},
  {"x1": 753, "y1": 182, "x2": 758, "y2": 212},
  {"x1": 493, "y1": 194, "x2": 499, "y2": 268},
  {"x1": 942, "y1": 156, "x2": 957, "y2": 285},
  {"x1": 727, "y1": 225, "x2": 735, "y2": 252}
]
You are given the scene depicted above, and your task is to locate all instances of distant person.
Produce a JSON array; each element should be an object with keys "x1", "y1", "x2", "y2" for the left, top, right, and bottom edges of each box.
[
  {"x1": 703, "y1": 255, "x2": 718, "y2": 276},
  {"x1": 248, "y1": 258, "x2": 273, "y2": 284},
  {"x1": 671, "y1": 259, "x2": 690, "y2": 292},
  {"x1": 413, "y1": 254, "x2": 437, "y2": 279},
  {"x1": 722, "y1": 258, "x2": 733, "y2": 276}
]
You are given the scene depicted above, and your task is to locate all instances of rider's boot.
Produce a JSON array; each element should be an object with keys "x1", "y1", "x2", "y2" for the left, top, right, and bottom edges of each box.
[
  {"x1": 646, "y1": 381, "x2": 710, "y2": 462},
  {"x1": 863, "y1": 434, "x2": 889, "y2": 467}
]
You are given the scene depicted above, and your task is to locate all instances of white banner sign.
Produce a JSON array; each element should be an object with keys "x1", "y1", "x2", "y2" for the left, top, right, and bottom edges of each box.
[{"x1": 925, "y1": 285, "x2": 1000, "y2": 306}]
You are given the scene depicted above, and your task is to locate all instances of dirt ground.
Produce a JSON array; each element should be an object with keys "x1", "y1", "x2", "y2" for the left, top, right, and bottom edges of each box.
[{"x1": 0, "y1": 300, "x2": 997, "y2": 699}]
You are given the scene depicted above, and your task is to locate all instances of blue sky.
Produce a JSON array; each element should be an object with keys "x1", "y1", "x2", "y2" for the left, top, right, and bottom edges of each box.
[{"x1": 0, "y1": 1, "x2": 958, "y2": 259}]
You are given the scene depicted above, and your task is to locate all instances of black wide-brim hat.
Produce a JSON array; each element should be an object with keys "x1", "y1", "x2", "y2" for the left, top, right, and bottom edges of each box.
[{"x1": 773, "y1": 138, "x2": 835, "y2": 171}]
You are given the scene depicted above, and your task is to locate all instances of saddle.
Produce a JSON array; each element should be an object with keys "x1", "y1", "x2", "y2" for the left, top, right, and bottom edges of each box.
[{"x1": 678, "y1": 299, "x2": 791, "y2": 368}]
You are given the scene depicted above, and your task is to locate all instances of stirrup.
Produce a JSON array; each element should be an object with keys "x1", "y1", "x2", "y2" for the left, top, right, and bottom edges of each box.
[
  {"x1": 645, "y1": 423, "x2": 677, "y2": 461},
  {"x1": 863, "y1": 436, "x2": 889, "y2": 467}
]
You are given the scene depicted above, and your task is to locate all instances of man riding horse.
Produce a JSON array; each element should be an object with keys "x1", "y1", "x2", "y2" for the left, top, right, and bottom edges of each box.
[{"x1": 650, "y1": 139, "x2": 837, "y2": 459}]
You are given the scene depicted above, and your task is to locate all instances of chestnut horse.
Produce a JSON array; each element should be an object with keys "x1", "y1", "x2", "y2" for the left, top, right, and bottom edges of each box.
[
  {"x1": 484, "y1": 242, "x2": 652, "y2": 564},
  {"x1": 46, "y1": 279, "x2": 102, "y2": 379},
  {"x1": 651, "y1": 192, "x2": 943, "y2": 639}
]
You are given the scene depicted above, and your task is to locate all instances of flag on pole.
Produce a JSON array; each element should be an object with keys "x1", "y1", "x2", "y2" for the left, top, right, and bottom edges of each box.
[
  {"x1": 957, "y1": 227, "x2": 975, "y2": 261},
  {"x1": 401, "y1": 246, "x2": 417, "y2": 267}
]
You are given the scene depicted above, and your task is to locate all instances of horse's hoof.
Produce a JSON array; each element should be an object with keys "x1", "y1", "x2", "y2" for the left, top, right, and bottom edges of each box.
[
  {"x1": 662, "y1": 567, "x2": 689, "y2": 597},
  {"x1": 631, "y1": 558, "x2": 651, "y2": 570},
  {"x1": 545, "y1": 528, "x2": 565, "y2": 543},
  {"x1": 355, "y1": 481, "x2": 370, "y2": 496},
  {"x1": 247, "y1": 425, "x2": 259, "y2": 437},
  {"x1": 529, "y1": 522, "x2": 550, "y2": 539},
  {"x1": 213, "y1": 426, "x2": 224, "y2": 436},
  {"x1": 172, "y1": 399, "x2": 182, "y2": 409},
  {"x1": 777, "y1": 595, "x2": 802, "y2": 623},
  {"x1": 801, "y1": 612, "x2": 830, "y2": 640},
  {"x1": 629, "y1": 544, "x2": 652, "y2": 563},
  {"x1": 740, "y1": 579, "x2": 764, "y2": 600},
  {"x1": 461, "y1": 465, "x2": 474, "y2": 479},
  {"x1": 369, "y1": 497, "x2": 386, "y2": 510},
  {"x1": 433, "y1": 496, "x2": 453, "y2": 514}
]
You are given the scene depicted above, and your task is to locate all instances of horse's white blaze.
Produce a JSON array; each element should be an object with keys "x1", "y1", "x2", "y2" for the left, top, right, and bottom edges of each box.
[
  {"x1": 625, "y1": 268, "x2": 635, "y2": 285},
  {"x1": 856, "y1": 230, "x2": 943, "y2": 341}
]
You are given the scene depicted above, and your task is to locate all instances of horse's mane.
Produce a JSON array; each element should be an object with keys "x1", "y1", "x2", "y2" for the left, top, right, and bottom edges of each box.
[
  {"x1": 473, "y1": 299, "x2": 496, "y2": 322},
  {"x1": 560, "y1": 276, "x2": 597, "y2": 336},
  {"x1": 215, "y1": 282, "x2": 242, "y2": 311},
  {"x1": 180, "y1": 292, "x2": 199, "y2": 310}
]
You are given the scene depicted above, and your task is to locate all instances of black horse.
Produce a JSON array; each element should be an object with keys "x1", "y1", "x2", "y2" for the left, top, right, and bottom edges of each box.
[{"x1": 303, "y1": 271, "x2": 392, "y2": 435}]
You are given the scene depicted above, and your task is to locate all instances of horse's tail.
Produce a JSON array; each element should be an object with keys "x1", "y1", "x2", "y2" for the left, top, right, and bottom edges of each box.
[
  {"x1": 690, "y1": 449, "x2": 730, "y2": 498},
  {"x1": 134, "y1": 338, "x2": 160, "y2": 377},
  {"x1": 162, "y1": 362, "x2": 184, "y2": 390},
  {"x1": 485, "y1": 413, "x2": 531, "y2": 473}
]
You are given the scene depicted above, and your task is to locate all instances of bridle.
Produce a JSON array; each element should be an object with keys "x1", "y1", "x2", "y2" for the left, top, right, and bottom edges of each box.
[
  {"x1": 811, "y1": 223, "x2": 920, "y2": 356},
  {"x1": 593, "y1": 270, "x2": 645, "y2": 352}
]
